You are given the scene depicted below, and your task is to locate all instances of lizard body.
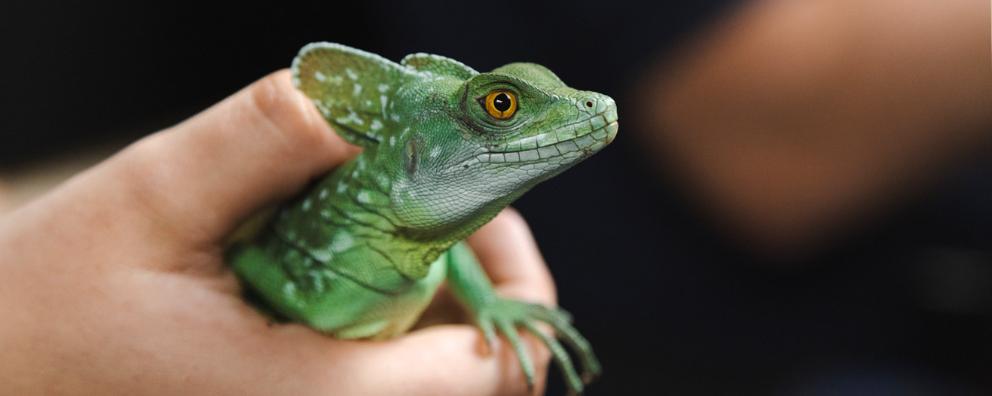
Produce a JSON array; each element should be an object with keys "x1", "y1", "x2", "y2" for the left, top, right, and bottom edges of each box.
[{"x1": 228, "y1": 43, "x2": 617, "y2": 393}]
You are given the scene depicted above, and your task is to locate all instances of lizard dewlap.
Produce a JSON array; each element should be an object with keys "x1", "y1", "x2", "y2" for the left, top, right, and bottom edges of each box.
[{"x1": 227, "y1": 42, "x2": 617, "y2": 394}]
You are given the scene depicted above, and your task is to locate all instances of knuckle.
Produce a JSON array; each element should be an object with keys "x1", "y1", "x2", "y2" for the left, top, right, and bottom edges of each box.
[{"x1": 496, "y1": 207, "x2": 529, "y2": 230}]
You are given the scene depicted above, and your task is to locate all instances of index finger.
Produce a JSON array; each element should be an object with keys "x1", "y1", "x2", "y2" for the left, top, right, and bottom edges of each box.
[{"x1": 466, "y1": 208, "x2": 556, "y2": 306}]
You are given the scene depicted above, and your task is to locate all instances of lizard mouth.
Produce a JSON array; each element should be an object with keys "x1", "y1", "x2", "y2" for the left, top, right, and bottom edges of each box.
[{"x1": 475, "y1": 110, "x2": 619, "y2": 164}]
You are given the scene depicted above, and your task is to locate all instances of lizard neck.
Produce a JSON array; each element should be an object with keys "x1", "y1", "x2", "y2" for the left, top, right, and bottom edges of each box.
[
  {"x1": 326, "y1": 152, "x2": 528, "y2": 277},
  {"x1": 324, "y1": 155, "x2": 451, "y2": 277}
]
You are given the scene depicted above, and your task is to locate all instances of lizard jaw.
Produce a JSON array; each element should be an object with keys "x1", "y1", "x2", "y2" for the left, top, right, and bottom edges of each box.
[{"x1": 476, "y1": 113, "x2": 619, "y2": 165}]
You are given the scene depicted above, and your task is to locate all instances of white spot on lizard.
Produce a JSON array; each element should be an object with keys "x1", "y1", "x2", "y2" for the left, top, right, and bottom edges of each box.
[
  {"x1": 336, "y1": 110, "x2": 365, "y2": 126},
  {"x1": 331, "y1": 232, "x2": 354, "y2": 252},
  {"x1": 370, "y1": 119, "x2": 383, "y2": 131},
  {"x1": 345, "y1": 68, "x2": 358, "y2": 80},
  {"x1": 282, "y1": 283, "x2": 297, "y2": 297}
]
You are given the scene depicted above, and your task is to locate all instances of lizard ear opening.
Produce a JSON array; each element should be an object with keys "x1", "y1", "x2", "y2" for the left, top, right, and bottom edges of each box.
[
  {"x1": 403, "y1": 135, "x2": 421, "y2": 177},
  {"x1": 292, "y1": 42, "x2": 414, "y2": 148}
]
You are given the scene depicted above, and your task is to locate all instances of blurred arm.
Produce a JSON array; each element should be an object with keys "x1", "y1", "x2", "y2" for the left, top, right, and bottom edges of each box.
[{"x1": 643, "y1": 0, "x2": 992, "y2": 250}]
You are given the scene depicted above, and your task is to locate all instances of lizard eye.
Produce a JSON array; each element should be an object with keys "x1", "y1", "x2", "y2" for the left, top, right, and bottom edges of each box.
[{"x1": 483, "y1": 90, "x2": 517, "y2": 120}]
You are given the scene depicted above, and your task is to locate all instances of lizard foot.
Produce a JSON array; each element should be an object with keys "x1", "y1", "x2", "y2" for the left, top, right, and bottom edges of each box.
[{"x1": 475, "y1": 298, "x2": 600, "y2": 395}]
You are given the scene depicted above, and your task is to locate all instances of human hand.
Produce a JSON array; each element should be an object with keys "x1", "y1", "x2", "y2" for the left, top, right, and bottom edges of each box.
[{"x1": 0, "y1": 70, "x2": 553, "y2": 395}]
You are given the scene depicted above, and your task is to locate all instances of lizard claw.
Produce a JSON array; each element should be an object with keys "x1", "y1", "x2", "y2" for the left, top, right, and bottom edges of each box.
[
  {"x1": 475, "y1": 298, "x2": 600, "y2": 395},
  {"x1": 477, "y1": 314, "x2": 498, "y2": 355}
]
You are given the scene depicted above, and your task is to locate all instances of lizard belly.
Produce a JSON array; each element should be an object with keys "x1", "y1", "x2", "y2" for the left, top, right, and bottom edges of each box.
[{"x1": 230, "y1": 232, "x2": 447, "y2": 339}]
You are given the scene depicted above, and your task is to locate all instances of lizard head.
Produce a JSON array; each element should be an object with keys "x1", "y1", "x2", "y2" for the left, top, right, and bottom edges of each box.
[
  {"x1": 460, "y1": 63, "x2": 618, "y2": 171},
  {"x1": 292, "y1": 43, "x2": 617, "y2": 239},
  {"x1": 390, "y1": 62, "x2": 618, "y2": 237}
]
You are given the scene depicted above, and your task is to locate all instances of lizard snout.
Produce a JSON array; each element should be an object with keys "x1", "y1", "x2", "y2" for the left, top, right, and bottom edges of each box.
[{"x1": 577, "y1": 93, "x2": 618, "y2": 122}]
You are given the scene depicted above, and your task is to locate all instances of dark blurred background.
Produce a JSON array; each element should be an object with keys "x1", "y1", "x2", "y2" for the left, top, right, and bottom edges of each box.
[{"x1": 2, "y1": 1, "x2": 991, "y2": 395}]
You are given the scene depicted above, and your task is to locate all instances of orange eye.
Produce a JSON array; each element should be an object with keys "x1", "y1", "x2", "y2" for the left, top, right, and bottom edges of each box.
[{"x1": 484, "y1": 90, "x2": 517, "y2": 120}]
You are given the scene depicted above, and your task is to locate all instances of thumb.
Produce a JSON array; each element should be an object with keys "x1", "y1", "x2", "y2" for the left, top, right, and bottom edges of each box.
[{"x1": 44, "y1": 70, "x2": 355, "y2": 252}]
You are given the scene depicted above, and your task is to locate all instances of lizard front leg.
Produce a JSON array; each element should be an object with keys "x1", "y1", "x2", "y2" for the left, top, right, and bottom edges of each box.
[{"x1": 445, "y1": 241, "x2": 600, "y2": 394}]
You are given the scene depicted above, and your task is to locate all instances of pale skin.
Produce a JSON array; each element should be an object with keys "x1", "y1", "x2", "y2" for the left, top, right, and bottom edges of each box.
[{"x1": 0, "y1": 70, "x2": 552, "y2": 395}]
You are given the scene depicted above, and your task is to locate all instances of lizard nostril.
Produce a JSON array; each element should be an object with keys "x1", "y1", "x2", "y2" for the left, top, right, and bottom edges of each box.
[{"x1": 585, "y1": 101, "x2": 594, "y2": 108}]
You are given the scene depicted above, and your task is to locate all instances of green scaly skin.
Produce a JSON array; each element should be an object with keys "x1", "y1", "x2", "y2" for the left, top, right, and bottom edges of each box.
[{"x1": 227, "y1": 42, "x2": 618, "y2": 394}]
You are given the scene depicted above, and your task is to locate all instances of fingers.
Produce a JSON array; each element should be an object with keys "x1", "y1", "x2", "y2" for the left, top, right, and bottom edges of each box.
[
  {"x1": 288, "y1": 325, "x2": 548, "y2": 396},
  {"x1": 467, "y1": 208, "x2": 557, "y2": 306},
  {"x1": 92, "y1": 70, "x2": 356, "y2": 248}
]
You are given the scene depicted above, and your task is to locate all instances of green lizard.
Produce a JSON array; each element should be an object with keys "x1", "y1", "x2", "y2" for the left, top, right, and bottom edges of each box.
[{"x1": 227, "y1": 42, "x2": 617, "y2": 394}]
